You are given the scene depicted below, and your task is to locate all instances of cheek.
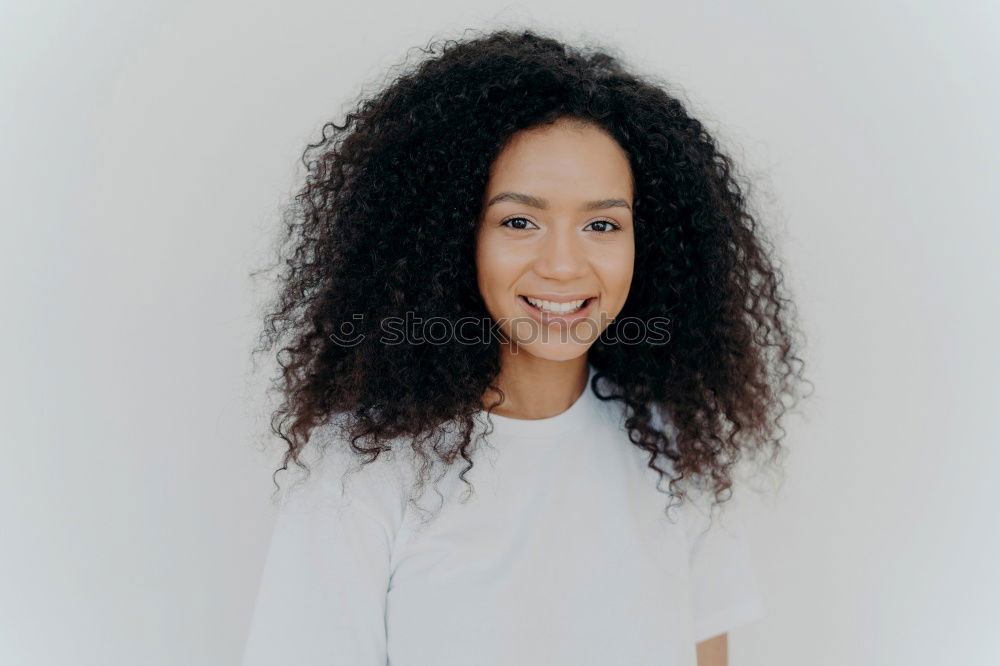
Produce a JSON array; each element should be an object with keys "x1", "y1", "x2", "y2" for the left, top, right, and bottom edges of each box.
[
  {"x1": 474, "y1": 238, "x2": 514, "y2": 315},
  {"x1": 475, "y1": 237, "x2": 527, "y2": 294},
  {"x1": 596, "y1": 245, "x2": 635, "y2": 302},
  {"x1": 474, "y1": 231, "x2": 495, "y2": 284}
]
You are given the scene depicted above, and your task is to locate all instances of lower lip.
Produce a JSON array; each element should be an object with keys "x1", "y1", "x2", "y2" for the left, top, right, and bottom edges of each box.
[{"x1": 517, "y1": 295, "x2": 597, "y2": 325}]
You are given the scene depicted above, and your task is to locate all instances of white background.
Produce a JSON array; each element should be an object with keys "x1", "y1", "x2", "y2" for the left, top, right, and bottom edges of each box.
[{"x1": 2, "y1": 1, "x2": 998, "y2": 664}]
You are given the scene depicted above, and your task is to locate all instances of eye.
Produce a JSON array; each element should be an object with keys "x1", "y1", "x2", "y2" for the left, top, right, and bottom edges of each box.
[
  {"x1": 585, "y1": 218, "x2": 622, "y2": 233},
  {"x1": 499, "y1": 216, "x2": 623, "y2": 233},
  {"x1": 499, "y1": 216, "x2": 538, "y2": 231}
]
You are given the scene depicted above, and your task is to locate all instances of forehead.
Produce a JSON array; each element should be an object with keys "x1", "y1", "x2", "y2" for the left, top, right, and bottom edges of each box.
[{"x1": 485, "y1": 120, "x2": 634, "y2": 200}]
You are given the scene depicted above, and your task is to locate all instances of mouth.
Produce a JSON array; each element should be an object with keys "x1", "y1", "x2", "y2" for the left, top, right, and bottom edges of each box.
[{"x1": 517, "y1": 294, "x2": 597, "y2": 322}]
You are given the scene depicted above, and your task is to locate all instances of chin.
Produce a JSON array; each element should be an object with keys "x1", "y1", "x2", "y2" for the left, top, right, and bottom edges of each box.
[{"x1": 512, "y1": 342, "x2": 592, "y2": 362}]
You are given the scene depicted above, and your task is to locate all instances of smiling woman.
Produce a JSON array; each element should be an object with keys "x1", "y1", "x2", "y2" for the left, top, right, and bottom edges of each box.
[
  {"x1": 475, "y1": 118, "x2": 636, "y2": 391},
  {"x1": 244, "y1": 26, "x2": 810, "y2": 666}
]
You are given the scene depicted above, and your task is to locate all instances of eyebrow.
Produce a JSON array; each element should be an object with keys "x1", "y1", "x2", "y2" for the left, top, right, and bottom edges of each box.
[{"x1": 485, "y1": 191, "x2": 632, "y2": 211}]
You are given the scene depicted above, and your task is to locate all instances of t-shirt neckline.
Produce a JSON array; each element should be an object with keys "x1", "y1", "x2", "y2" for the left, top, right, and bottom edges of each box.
[{"x1": 474, "y1": 363, "x2": 596, "y2": 439}]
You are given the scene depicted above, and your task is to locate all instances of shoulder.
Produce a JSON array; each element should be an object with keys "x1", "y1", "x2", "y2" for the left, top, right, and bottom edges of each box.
[{"x1": 274, "y1": 414, "x2": 414, "y2": 530}]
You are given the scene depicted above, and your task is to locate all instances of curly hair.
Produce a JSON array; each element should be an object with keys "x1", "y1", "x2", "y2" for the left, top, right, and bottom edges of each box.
[{"x1": 252, "y1": 27, "x2": 812, "y2": 522}]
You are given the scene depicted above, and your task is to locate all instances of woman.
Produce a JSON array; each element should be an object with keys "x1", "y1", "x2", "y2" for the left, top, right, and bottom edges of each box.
[{"x1": 243, "y1": 28, "x2": 809, "y2": 666}]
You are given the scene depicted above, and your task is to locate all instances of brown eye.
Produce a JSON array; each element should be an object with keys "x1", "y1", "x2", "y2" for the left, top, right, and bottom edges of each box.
[
  {"x1": 500, "y1": 216, "x2": 537, "y2": 231},
  {"x1": 586, "y1": 219, "x2": 621, "y2": 233}
]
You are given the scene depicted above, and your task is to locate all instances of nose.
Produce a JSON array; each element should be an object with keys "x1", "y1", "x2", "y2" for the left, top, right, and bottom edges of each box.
[{"x1": 532, "y1": 223, "x2": 588, "y2": 280}]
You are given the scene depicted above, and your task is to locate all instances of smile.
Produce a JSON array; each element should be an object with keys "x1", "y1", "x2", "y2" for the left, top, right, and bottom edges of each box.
[
  {"x1": 518, "y1": 294, "x2": 597, "y2": 321},
  {"x1": 521, "y1": 295, "x2": 590, "y2": 314}
]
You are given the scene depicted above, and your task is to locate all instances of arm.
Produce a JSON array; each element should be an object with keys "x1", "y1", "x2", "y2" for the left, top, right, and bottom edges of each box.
[
  {"x1": 241, "y1": 452, "x2": 400, "y2": 665},
  {"x1": 684, "y1": 497, "x2": 765, "y2": 649},
  {"x1": 696, "y1": 632, "x2": 727, "y2": 666}
]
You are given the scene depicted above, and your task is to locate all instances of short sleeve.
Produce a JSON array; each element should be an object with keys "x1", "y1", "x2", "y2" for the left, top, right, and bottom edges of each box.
[
  {"x1": 241, "y1": 436, "x2": 407, "y2": 665},
  {"x1": 683, "y1": 492, "x2": 766, "y2": 643}
]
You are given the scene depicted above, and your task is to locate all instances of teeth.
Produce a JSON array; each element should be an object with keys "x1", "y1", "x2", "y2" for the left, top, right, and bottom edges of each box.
[{"x1": 524, "y1": 296, "x2": 588, "y2": 314}]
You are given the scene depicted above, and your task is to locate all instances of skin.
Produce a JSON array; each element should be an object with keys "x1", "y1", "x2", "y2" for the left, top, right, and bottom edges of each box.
[
  {"x1": 475, "y1": 117, "x2": 635, "y2": 419},
  {"x1": 696, "y1": 633, "x2": 728, "y2": 666}
]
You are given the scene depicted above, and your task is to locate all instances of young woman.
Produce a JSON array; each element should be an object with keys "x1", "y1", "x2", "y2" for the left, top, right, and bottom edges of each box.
[{"x1": 243, "y1": 28, "x2": 809, "y2": 666}]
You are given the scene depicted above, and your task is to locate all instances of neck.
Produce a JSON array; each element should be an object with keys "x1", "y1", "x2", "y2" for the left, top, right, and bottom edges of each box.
[{"x1": 481, "y1": 348, "x2": 589, "y2": 420}]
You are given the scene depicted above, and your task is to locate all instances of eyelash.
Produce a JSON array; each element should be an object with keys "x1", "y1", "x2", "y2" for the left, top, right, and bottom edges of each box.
[{"x1": 499, "y1": 216, "x2": 623, "y2": 233}]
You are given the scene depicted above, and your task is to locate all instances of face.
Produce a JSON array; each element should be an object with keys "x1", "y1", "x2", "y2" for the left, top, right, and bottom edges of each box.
[{"x1": 475, "y1": 118, "x2": 635, "y2": 362}]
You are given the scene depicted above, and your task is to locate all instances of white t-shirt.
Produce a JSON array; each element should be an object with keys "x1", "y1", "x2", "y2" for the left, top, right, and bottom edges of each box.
[{"x1": 242, "y1": 363, "x2": 765, "y2": 665}]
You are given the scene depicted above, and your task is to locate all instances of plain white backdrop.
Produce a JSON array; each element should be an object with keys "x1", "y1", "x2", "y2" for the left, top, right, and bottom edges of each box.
[{"x1": 2, "y1": 1, "x2": 998, "y2": 664}]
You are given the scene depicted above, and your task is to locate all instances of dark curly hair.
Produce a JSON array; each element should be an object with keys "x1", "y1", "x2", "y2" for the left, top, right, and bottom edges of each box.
[{"x1": 252, "y1": 27, "x2": 812, "y2": 522}]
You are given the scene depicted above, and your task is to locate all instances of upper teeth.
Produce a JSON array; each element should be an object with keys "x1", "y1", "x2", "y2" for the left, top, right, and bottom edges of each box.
[{"x1": 525, "y1": 296, "x2": 588, "y2": 314}]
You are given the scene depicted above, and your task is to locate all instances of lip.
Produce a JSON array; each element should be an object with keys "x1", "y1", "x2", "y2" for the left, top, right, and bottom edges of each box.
[
  {"x1": 517, "y1": 294, "x2": 597, "y2": 326},
  {"x1": 519, "y1": 292, "x2": 596, "y2": 303}
]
